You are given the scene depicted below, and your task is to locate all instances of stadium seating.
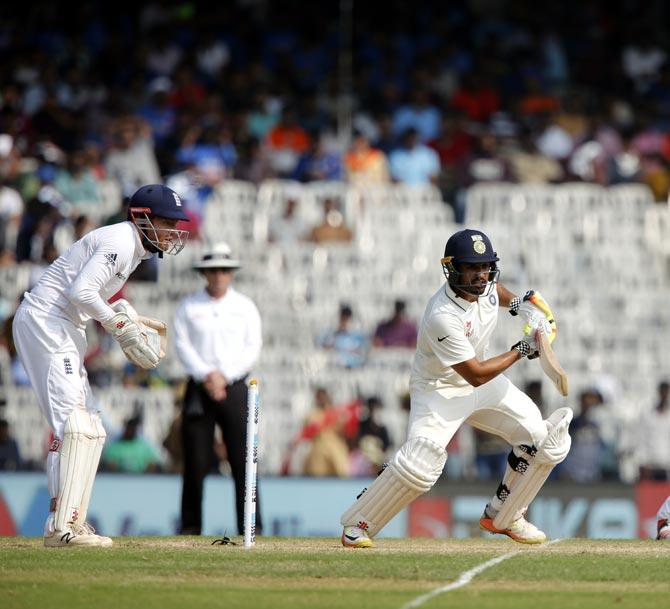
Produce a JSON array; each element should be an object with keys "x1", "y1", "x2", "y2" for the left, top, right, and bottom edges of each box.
[{"x1": 2, "y1": 180, "x2": 664, "y2": 481}]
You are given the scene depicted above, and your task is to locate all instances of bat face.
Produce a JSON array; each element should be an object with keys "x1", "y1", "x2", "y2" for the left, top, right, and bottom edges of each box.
[{"x1": 536, "y1": 330, "x2": 568, "y2": 396}]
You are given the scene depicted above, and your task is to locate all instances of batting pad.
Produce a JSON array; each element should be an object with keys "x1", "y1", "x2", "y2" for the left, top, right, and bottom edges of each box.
[
  {"x1": 340, "y1": 436, "x2": 446, "y2": 537},
  {"x1": 493, "y1": 407, "x2": 573, "y2": 530},
  {"x1": 77, "y1": 413, "x2": 107, "y2": 525},
  {"x1": 54, "y1": 408, "x2": 104, "y2": 531}
]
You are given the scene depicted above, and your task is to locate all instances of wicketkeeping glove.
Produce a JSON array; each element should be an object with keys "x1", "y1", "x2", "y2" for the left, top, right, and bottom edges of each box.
[
  {"x1": 102, "y1": 299, "x2": 163, "y2": 369},
  {"x1": 509, "y1": 290, "x2": 557, "y2": 344}
]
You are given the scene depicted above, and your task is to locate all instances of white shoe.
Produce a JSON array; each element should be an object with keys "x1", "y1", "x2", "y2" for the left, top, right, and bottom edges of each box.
[
  {"x1": 341, "y1": 526, "x2": 373, "y2": 548},
  {"x1": 73, "y1": 522, "x2": 113, "y2": 547},
  {"x1": 44, "y1": 528, "x2": 103, "y2": 547},
  {"x1": 657, "y1": 523, "x2": 670, "y2": 540},
  {"x1": 480, "y1": 512, "x2": 547, "y2": 544}
]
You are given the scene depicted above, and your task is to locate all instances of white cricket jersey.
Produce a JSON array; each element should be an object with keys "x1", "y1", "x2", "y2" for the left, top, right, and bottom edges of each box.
[
  {"x1": 174, "y1": 286, "x2": 262, "y2": 383},
  {"x1": 410, "y1": 282, "x2": 499, "y2": 397},
  {"x1": 23, "y1": 221, "x2": 151, "y2": 327}
]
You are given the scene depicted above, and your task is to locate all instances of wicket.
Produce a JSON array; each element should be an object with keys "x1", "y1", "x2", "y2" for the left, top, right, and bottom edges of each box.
[{"x1": 244, "y1": 379, "x2": 260, "y2": 547}]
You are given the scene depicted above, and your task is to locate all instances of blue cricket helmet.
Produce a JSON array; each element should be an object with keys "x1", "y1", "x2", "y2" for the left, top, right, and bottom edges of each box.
[
  {"x1": 441, "y1": 229, "x2": 500, "y2": 296},
  {"x1": 442, "y1": 228, "x2": 499, "y2": 265},
  {"x1": 129, "y1": 184, "x2": 190, "y2": 221}
]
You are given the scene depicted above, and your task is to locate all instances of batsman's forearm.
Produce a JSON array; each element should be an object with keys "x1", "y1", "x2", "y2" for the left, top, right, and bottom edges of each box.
[
  {"x1": 468, "y1": 351, "x2": 523, "y2": 386},
  {"x1": 496, "y1": 282, "x2": 517, "y2": 308}
]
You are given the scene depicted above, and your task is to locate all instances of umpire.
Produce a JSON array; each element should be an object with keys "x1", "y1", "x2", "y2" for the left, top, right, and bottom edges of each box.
[{"x1": 174, "y1": 242, "x2": 263, "y2": 535}]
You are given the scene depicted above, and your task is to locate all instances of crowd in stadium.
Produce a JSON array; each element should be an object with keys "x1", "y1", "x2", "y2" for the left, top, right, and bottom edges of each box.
[{"x1": 1, "y1": 1, "x2": 670, "y2": 482}]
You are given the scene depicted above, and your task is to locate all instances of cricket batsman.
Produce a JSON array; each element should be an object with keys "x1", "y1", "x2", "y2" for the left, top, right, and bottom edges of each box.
[
  {"x1": 340, "y1": 228, "x2": 572, "y2": 547},
  {"x1": 12, "y1": 184, "x2": 189, "y2": 547}
]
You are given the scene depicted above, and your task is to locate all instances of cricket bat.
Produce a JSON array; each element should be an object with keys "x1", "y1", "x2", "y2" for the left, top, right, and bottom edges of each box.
[{"x1": 536, "y1": 329, "x2": 568, "y2": 397}]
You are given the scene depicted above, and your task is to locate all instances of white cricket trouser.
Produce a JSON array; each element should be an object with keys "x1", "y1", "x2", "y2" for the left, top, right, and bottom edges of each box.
[
  {"x1": 12, "y1": 304, "x2": 96, "y2": 436},
  {"x1": 12, "y1": 303, "x2": 101, "y2": 531},
  {"x1": 408, "y1": 375, "x2": 546, "y2": 451}
]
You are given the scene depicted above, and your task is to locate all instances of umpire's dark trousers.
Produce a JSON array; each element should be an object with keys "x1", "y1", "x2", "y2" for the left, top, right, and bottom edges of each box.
[{"x1": 180, "y1": 377, "x2": 262, "y2": 535}]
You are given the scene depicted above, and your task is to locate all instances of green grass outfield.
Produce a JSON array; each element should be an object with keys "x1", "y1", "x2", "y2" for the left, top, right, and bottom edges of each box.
[{"x1": 2, "y1": 537, "x2": 669, "y2": 609}]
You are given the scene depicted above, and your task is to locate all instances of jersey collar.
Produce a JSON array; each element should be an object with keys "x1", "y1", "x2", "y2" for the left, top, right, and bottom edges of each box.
[{"x1": 445, "y1": 282, "x2": 477, "y2": 312}]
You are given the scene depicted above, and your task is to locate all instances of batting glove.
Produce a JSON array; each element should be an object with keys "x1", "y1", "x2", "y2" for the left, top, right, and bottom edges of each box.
[
  {"x1": 511, "y1": 340, "x2": 533, "y2": 358},
  {"x1": 510, "y1": 290, "x2": 557, "y2": 344}
]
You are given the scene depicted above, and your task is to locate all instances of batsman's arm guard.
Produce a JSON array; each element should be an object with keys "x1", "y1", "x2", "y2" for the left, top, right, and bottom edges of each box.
[
  {"x1": 340, "y1": 437, "x2": 446, "y2": 537},
  {"x1": 492, "y1": 407, "x2": 572, "y2": 530}
]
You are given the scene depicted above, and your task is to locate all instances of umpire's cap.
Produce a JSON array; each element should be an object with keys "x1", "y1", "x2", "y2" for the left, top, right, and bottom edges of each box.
[
  {"x1": 129, "y1": 184, "x2": 190, "y2": 221},
  {"x1": 443, "y1": 228, "x2": 499, "y2": 265},
  {"x1": 193, "y1": 242, "x2": 241, "y2": 271}
]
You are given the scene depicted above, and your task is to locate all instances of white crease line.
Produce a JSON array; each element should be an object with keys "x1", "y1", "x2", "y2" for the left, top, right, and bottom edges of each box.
[{"x1": 400, "y1": 538, "x2": 563, "y2": 609}]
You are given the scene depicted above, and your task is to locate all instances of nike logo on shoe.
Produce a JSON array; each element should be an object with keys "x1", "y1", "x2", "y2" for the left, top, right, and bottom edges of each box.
[
  {"x1": 437, "y1": 336, "x2": 447, "y2": 342},
  {"x1": 344, "y1": 534, "x2": 359, "y2": 541}
]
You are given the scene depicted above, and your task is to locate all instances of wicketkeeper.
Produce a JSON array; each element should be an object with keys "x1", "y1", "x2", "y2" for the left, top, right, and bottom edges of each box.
[
  {"x1": 12, "y1": 184, "x2": 189, "y2": 547},
  {"x1": 340, "y1": 228, "x2": 571, "y2": 547}
]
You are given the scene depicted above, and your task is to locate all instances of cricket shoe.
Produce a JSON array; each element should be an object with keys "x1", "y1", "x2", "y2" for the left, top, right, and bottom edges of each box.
[
  {"x1": 73, "y1": 522, "x2": 113, "y2": 547},
  {"x1": 657, "y1": 522, "x2": 670, "y2": 540},
  {"x1": 341, "y1": 526, "x2": 373, "y2": 548},
  {"x1": 44, "y1": 527, "x2": 105, "y2": 547},
  {"x1": 479, "y1": 513, "x2": 546, "y2": 545}
]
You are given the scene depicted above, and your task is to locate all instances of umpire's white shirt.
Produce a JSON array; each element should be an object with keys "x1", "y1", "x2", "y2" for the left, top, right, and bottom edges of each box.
[
  {"x1": 410, "y1": 282, "x2": 498, "y2": 398},
  {"x1": 24, "y1": 221, "x2": 151, "y2": 326},
  {"x1": 174, "y1": 287, "x2": 262, "y2": 383}
]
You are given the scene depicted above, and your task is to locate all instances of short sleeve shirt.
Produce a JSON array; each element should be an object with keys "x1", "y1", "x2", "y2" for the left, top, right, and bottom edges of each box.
[{"x1": 410, "y1": 283, "x2": 499, "y2": 397}]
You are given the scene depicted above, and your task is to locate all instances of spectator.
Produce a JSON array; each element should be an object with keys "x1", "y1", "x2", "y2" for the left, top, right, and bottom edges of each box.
[
  {"x1": 102, "y1": 416, "x2": 161, "y2": 474},
  {"x1": 389, "y1": 128, "x2": 440, "y2": 186},
  {"x1": 453, "y1": 131, "x2": 513, "y2": 222},
  {"x1": 372, "y1": 299, "x2": 417, "y2": 348},
  {"x1": 317, "y1": 304, "x2": 368, "y2": 369},
  {"x1": 0, "y1": 175, "x2": 23, "y2": 257},
  {"x1": 292, "y1": 135, "x2": 342, "y2": 182},
  {"x1": 302, "y1": 387, "x2": 352, "y2": 477},
  {"x1": 264, "y1": 107, "x2": 311, "y2": 177},
  {"x1": 306, "y1": 198, "x2": 353, "y2": 243},
  {"x1": 104, "y1": 116, "x2": 161, "y2": 198},
  {"x1": 507, "y1": 130, "x2": 564, "y2": 184},
  {"x1": 137, "y1": 77, "x2": 177, "y2": 153},
  {"x1": 428, "y1": 113, "x2": 474, "y2": 213},
  {"x1": 0, "y1": 419, "x2": 22, "y2": 470},
  {"x1": 560, "y1": 389, "x2": 608, "y2": 482},
  {"x1": 392, "y1": 89, "x2": 442, "y2": 142},
  {"x1": 54, "y1": 149, "x2": 103, "y2": 206},
  {"x1": 638, "y1": 381, "x2": 670, "y2": 481},
  {"x1": 343, "y1": 131, "x2": 390, "y2": 187},
  {"x1": 350, "y1": 396, "x2": 392, "y2": 476},
  {"x1": 175, "y1": 123, "x2": 237, "y2": 184},
  {"x1": 451, "y1": 74, "x2": 501, "y2": 123},
  {"x1": 268, "y1": 197, "x2": 306, "y2": 244},
  {"x1": 473, "y1": 429, "x2": 508, "y2": 480},
  {"x1": 524, "y1": 380, "x2": 546, "y2": 418}
]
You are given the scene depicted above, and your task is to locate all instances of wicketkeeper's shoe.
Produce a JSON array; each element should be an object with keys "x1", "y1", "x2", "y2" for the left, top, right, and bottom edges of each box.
[
  {"x1": 341, "y1": 525, "x2": 373, "y2": 548},
  {"x1": 73, "y1": 522, "x2": 113, "y2": 547},
  {"x1": 479, "y1": 513, "x2": 547, "y2": 545}
]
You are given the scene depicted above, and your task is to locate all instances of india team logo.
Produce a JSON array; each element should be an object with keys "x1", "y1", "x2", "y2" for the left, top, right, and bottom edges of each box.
[{"x1": 471, "y1": 234, "x2": 486, "y2": 254}]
